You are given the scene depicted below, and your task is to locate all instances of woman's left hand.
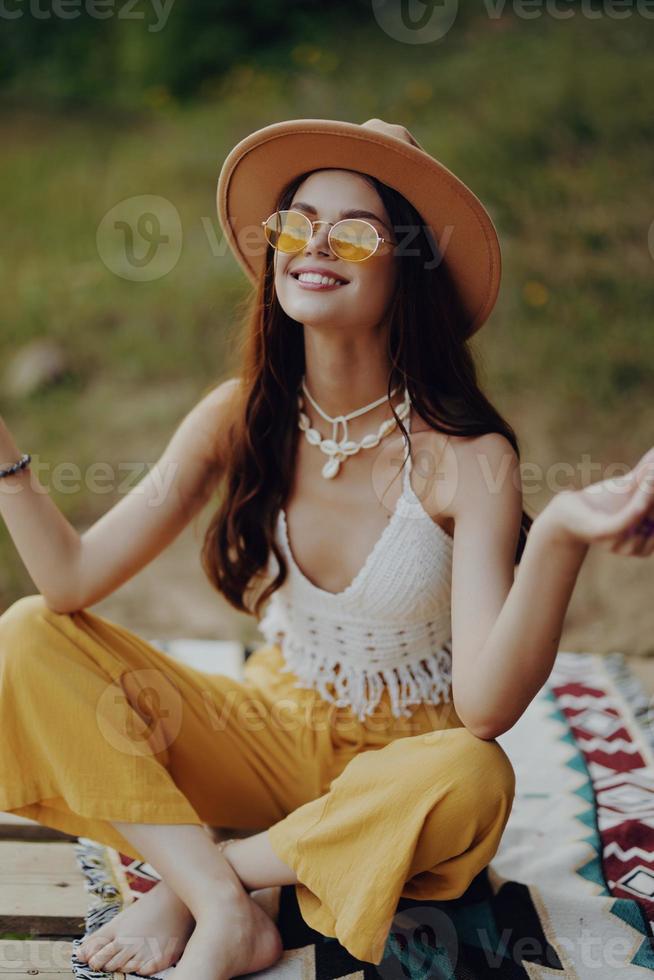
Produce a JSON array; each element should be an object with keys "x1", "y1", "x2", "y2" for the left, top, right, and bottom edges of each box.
[{"x1": 541, "y1": 447, "x2": 654, "y2": 555}]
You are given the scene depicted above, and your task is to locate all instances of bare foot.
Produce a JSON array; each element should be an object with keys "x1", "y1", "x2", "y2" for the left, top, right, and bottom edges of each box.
[
  {"x1": 76, "y1": 878, "x2": 193, "y2": 976},
  {"x1": 169, "y1": 883, "x2": 283, "y2": 980}
]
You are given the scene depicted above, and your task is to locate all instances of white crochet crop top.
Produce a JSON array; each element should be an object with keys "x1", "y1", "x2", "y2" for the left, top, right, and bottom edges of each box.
[{"x1": 255, "y1": 409, "x2": 455, "y2": 720}]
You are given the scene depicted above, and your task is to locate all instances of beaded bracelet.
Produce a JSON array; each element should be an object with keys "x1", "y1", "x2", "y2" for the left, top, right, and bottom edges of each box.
[{"x1": 0, "y1": 453, "x2": 31, "y2": 479}]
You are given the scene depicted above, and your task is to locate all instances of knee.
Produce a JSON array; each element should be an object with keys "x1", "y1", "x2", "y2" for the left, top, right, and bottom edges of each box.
[
  {"x1": 424, "y1": 726, "x2": 516, "y2": 813},
  {"x1": 464, "y1": 730, "x2": 516, "y2": 818},
  {"x1": 0, "y1": 594, "x2": 70, "y2": 672},
  {"x1": 0, "y1": 593, "x2": 60, "y2": 632}
]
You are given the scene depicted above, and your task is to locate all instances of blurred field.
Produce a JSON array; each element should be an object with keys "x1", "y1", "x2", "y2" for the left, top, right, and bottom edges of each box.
[{"x1": 1, "y1": 7, "x2": 653, "y2": 669}]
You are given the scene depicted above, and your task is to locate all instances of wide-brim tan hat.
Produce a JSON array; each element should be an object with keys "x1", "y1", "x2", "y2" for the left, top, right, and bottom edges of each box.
[{"x1": 216, "y1": 117, "x2": 501, "y2": 336}]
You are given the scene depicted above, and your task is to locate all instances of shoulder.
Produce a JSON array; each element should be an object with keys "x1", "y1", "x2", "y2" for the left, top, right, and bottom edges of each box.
[
  {"x1": 412, "y1": 425, "x2": 514, "y2": 458},
  {"x1": 411, "y1": 425, "x2": 521, "y2": 523},
  {"x1": 411, "y1": 425, "x2": 519, "y2": 493},
  {"x1": 198, "y1": 376, "x2": 242, "y2": 418},
  {"x1": 448, "y1": 431, "x2": 522, "y2": 528},
  {"x1": 177, "y1": 376, "x2": 243, "y2": 471},
  {"x1": 452, "y1": 431, "x2": 519, "y2": 476}
]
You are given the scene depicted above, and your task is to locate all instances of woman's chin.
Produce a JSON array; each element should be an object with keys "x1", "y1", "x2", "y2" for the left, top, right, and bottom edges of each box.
[{"x1": 282, "y1": 297, "x2": 353, "y2": 324}]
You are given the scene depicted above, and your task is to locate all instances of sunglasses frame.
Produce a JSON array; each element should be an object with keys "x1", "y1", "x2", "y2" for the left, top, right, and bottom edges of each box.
[{"x1": 261, "y1": 208, "x2": 397, "y2": 263}]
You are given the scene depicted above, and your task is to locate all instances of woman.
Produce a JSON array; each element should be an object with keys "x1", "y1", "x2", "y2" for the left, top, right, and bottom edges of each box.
[{"x1": 1, "y1": 118, "x2": 653, "y2": 980}]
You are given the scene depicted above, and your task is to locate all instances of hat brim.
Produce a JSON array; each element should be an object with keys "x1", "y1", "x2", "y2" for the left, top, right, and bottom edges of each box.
[{"x1": 216, "y1": 118, "x2": 501, "y2": 335}]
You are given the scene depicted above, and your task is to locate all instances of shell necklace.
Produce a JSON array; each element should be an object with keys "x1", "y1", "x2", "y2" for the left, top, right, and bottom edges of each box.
[{"x1": 297, "y1": 376, "x2": 411, "y2": 479}]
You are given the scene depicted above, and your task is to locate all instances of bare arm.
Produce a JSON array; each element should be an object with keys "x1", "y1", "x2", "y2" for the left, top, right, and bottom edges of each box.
[
  {"x1": 449, "y1": 434, "x2": 654, "y2": 740},
  {"x1": 0, "y1": 377, "x2": 240, "y2": 613},
  {"x1": 447, "y1": 433, "x2": 588, "y2": 740}
]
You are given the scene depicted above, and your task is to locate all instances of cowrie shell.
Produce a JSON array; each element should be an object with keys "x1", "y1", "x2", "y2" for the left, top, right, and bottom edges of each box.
[
  {"x1": 322, "y1": 457, "x2": 340, "y2": 479},
  {"x1": 305, "y1": 428, "x2": 321, "y2": 445}
]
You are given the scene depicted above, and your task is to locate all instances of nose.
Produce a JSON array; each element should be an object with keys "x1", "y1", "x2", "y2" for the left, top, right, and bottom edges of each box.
[{"x1": 304, "y1": 220, "x2": 332, "y2": 256}]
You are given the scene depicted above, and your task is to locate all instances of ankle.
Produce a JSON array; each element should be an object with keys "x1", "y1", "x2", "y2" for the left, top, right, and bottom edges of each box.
[{"x1": 189, "y1": 872, "x2": 248, "y2": 910}]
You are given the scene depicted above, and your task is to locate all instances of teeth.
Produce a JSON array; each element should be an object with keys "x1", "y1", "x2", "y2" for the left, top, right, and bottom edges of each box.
[{"x1": 296, "y1": 272, "x2": 345, "y2": 286}]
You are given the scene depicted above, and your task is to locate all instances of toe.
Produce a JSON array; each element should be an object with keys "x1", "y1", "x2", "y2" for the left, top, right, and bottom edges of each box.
[
  {"x1": 136, "y1": 956, "x2": 168, "y2": 977},
  {"x1": 103, "y1": 942, "x2": 143, "y2": 973},
  {"x1": 77, "y1": 934, "x2": 109, "y2": 962},
  {"x1": 127, "y1": 954, "x2": 159, "y2": 976},
  {"x1": 77, "y1": 935, "x2": 111, "y2": 963},
  {"x1": 122, "y1": 956, "x2": 143, "y2": 974},
  {"x1": 88, "y1": 939, "x2": 122, "y2": 971}
]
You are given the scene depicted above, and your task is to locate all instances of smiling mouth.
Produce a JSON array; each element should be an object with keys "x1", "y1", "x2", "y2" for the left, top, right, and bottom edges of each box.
[{"x1": 290, "y1": 271, "x2": 350, "y2": 288}]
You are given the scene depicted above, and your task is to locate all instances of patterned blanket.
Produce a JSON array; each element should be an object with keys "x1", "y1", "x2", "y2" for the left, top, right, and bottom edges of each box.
[{"x1": 71, "y1": 651, "x2": 654, "y2": 979}]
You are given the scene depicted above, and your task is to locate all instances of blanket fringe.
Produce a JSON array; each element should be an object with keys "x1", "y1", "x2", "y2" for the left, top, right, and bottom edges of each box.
[{"x1": 71, "y1": 838, "x2": 168, "y2": 980}]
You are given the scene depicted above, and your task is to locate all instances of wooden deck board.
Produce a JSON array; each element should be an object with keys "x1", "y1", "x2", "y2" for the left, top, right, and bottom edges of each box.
[
  {"x1": 0, "y1": 842, "x2": 87, "y2": 936},
  {"x1": 0, "y1": 939, "x2": 74, "y2": 976},
  {"x1": 0, "y1": 816, "x2": 75, "y2": 844}
]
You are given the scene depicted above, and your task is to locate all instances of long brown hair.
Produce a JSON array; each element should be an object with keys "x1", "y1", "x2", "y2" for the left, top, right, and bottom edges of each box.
[{"x1": 201, "y1": 168, "x2": 534, "y2": 618}]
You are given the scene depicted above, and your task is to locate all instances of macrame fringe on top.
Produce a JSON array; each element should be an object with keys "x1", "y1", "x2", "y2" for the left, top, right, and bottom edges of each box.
[{"x1": 279, "y1": 639, "x2": 453, "y2": 720}]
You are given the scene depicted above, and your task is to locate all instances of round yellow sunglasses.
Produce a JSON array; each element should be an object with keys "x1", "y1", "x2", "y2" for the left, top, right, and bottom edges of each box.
[{"x1": 261, "y1": 209, "x2": 397, "y2": 263}]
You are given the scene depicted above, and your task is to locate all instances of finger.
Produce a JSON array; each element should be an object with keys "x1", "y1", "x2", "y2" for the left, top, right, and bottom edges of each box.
[
  {"x1": 627, "y1": 450, "x2": 654, "y2": 490},
  {"x1": 612, "y1": 462, "x2": 654, "y2": 513},
  {"x1": 617, "y1": 486, "x2": 654, "y2": 534},
  {"x1": 629, "y1": 532, "x2": 650, "y2": 557},
  {"x1": 620, "y1": 517, "x2": 654, "y2": 555},
  {"x1": 615, "y1": 517, "x2": 654, "y2": 549},
  {"x1": 579, "y1": 487, "x2": 654, "y2": 541},
  {"x1": 609, "y1": 513, "x2": 653, "y2": 552},
  {"x1": 596, "y1": 502, "x2": 653, "y2": 540},
  {"x1": 635, "y1": 522, "x2": 654, "y2": 554},
  {"x1": 633, "y1": 446, "x2": 654, "y2": 475},
  {"x1": 633, "y1": 461, "x2": 654, "y2": 495},
  {"x1": 610, "y1": 531, "x2": 638, "y2": 555}
]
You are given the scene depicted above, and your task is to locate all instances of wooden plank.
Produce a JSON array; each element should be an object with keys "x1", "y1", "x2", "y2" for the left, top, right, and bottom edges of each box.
[
  {"x1": 0, "y1": 843, "x2": 86, "y2": 936},
  {"x1": 0, "y1": 815, "x2": 75, "y2": 844},
  {"x1": 0, "y1": 939, "x2": 74, "y2": 976}
]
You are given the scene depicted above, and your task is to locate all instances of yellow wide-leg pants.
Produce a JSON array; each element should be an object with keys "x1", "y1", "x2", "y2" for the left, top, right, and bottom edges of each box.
[{"x1": 0, "y1": 593, "x2": 515, "y2": 965}]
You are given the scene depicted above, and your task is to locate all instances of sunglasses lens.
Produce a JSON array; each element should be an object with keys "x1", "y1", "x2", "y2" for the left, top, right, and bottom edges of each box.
[
  {"x1": 330, "y1": 220, "x2": 379, "y2": 261},
  {"x1": 263, "y1": 212, "x2": 384, "y2": 261},
  {"x1": 263, "y1": 210, "x2": 309, "y2": 253}
]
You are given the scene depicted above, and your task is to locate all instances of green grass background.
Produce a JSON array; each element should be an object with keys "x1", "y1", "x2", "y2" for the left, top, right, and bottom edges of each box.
[{"x1": 1, "y1": 6, "x2": 653, "y2": 607}]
